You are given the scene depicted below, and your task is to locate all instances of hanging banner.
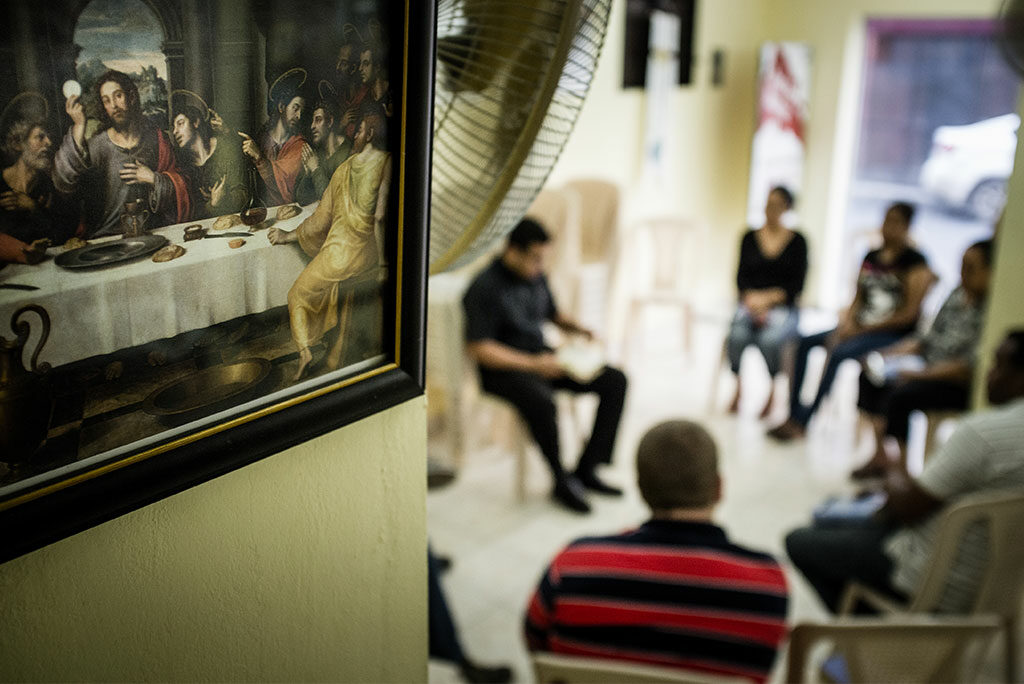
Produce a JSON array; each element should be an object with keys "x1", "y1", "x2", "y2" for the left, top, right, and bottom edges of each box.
[{"x1": 746, "y1": 42, "x2": 812, "y2": 226}]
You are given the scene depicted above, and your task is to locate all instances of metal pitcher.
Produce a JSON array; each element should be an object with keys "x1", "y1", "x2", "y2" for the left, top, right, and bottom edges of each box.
[
  {"x1": 0, "y1": 305, "x2": 53, "y2": 466},
  {"x1": 121, "y1": 199, "x2": 151, "y2": 238}
]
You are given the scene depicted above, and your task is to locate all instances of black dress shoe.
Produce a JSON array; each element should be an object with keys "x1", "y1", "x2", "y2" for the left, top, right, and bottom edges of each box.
[
  {"x1": 576, "y1": 471, "x2": 623, "y2": 496},
  {"x1": 552, "y1": 476, "x2": 591, "y2": 513},
  {"x1": 459, "y1": 660, "x2": 513, "y2": 684}
]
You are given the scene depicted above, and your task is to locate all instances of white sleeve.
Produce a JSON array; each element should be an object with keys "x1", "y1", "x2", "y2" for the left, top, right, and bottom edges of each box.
[{"x1": 917, "y1": 418, "x2": 989, "y2": 500}]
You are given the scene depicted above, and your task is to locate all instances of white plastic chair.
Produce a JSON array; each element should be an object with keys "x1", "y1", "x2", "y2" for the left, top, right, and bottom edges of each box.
[
  {"x1": 623, "y1": 216, "x2": 703, "y2": 364},
  {"x1": 563, "y1": 179, "x2": 623, "y2": 340},
  {"x1": 785, "y1": 615, "x2": 1001, "y2": 683},
  {"x1": 838, "y1": 489, "x2": 1024, "y2": 682},
  {"x1": 532, "y1": 652, "x2": 751, "y2": 684}
]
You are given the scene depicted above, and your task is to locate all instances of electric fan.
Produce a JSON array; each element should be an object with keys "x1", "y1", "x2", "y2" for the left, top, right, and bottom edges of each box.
[{"x1": 429, "y1": 0, "x2": 612, "y2": 273}]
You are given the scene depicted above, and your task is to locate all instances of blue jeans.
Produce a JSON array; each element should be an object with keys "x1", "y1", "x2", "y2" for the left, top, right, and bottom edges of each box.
[
  {"x1": 726, "y1": 305, "x2": 800, "y2": 377},
  {"x1": 789, "y1": 329, "x2": 905, "y2": 427}
]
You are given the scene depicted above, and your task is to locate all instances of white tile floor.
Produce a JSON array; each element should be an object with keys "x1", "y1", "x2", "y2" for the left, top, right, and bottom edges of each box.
[{"x1": 425, "y1": 315, "x2": 998, "y2": 683}]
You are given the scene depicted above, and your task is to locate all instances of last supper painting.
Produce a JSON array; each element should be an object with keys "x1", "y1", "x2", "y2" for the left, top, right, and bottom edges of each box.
[{"x1": 0, "y1": 0, "x2": 430, "y2": 542}]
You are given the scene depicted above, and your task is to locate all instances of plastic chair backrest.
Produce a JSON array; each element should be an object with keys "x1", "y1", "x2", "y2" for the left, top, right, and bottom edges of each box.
[
  {"x1": 786, "y1": 616, "x2": 1000, "y2": 683},
  {"x1": 532, "y1": 652, "x2": 751, "y2": 684},
  {"x1": 910, "y1": 489, "x2": 1024, "y2": 617},
  {"x1": 526, "y1": 186, "x2": 582, "y2": 312},
  {"x1": 563, "y1": 179, "x2": 620, "y2": 265},
  {"x1": 632, "y1": 216, "x2": 703, "y2": 294}
]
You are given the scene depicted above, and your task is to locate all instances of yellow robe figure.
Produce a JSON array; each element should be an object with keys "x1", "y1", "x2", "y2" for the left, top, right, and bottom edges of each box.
[{"x1": 287, "y1": 145, "x2": 391, "y2": 353}]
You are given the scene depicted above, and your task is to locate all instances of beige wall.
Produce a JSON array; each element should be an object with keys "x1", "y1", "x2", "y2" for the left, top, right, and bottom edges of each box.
[
  {"x1": 0, "y1": 398, "x2": 427, "y2": 682},
  {"x1": 549, "y1": 0, "x2": 771, "y2": 307},
  {"x1": 550, "y1": 0, "x2": 1002, "y2": 309},
  {"x1": 974, "y1": 91, "x2": 1024, "y2": 405}
]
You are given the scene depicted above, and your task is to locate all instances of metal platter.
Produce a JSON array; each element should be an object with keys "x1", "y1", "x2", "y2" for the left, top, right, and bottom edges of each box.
[
  {"x1": 55, "y1": 234, "x2": 169, "y2": 269},
  {"x1": 142, "y1": 358, "x2": 273, "y2": 420}
]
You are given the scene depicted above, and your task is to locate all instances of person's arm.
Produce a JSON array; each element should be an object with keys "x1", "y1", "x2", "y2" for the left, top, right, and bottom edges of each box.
[
  {"x1": 467, "y1": 339, "x2": 563, "y2": 378},
  {"x1": 524, "y1": 563, "x2": 558, "y2": 652},
  {"x1": 834, "y1": 264, "x2": 868, "y2": 343},
  {"x1": 857, "y1": 265, "x2": 934, "y2": 335},
  {"x1": 551, "y1": 312, "x2": 593, "y2": 340},
  {"x1": 373, "y1": 154, "x2": 392, "y2": 277},
  {"x1": 780, "y1": 233, "x2": 808, "y2": 304},
  {"x1": 877, "y1": 462, "x2": 944, "y2": 525},
  {"x1": 900, "y1": 358, "x2": 971, "y2": 385},
  {"x1": 879, "y1": 336, "x2": 924, "y2": 358},
  {"x1": 879, "y1": 416, "x2": 988, "y2": 526},
  {"x1": 269, "y1": 173, "x2": 334, "y2": 254},
  {"x1": 745, "y1": 287, "x2": 789, "y2": 315}
]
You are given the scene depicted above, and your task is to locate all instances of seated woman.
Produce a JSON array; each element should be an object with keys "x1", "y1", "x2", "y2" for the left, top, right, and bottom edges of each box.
[
  {"x1": 851, "y1": 239, "x2": 992, "y2": 479},
  {"x1": 769, "y1": 202, "x2": 934, "y2": 440},
  {"x1": 727, "y1": 185, "x2": 808, "y2": 417}
]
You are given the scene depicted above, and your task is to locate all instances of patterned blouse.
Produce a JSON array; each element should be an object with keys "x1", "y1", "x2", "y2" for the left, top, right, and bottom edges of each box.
[{"x1": 920, "y1": 286, "x2": 984, "y2": 366}]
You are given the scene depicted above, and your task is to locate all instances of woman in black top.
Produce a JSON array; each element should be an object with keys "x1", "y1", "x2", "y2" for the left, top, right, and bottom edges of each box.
[
  {"x1": 727, "y1": 186, "x2": 808, "y2": 417},
  {"x1": 768, "y1": 201, "x2": 933, "y2": 441}
]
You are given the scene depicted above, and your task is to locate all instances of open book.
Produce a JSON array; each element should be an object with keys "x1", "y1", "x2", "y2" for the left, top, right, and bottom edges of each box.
[{"x1": 556, "y1": 341, "x2": 605, "y2": 384}]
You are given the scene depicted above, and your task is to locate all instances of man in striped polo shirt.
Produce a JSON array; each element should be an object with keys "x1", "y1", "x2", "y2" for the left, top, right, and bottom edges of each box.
[
  {"x1": 786, "y1": 329, "x2": 1024, "y2": 614},
  {"x1": 524, "y1": 420, "x2": 790, "y2": 682}
]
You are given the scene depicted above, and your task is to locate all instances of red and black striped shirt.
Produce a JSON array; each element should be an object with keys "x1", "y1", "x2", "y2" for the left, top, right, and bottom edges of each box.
[{"x1": 524, "y1": 520, "x2": 789, "y2": 683}]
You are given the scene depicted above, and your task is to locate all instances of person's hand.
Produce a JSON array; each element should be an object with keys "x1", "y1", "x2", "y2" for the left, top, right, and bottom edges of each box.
[
  {"x1": 268, "y1": 226, "x2": 297, "y2": 245},
  {"x1": 120, "y1": 160, "x2": 155, "y2": 185},
  {"x1": 238, "y1": 131, "x2": 262, "y2": 163},
  {"x1": 742, "y1": 291, "x2": 771, "y2": 317},
  {"x1": 340, "y1": 108, "x2": 357, "y2": 130},
  {"x1": 203, "y1": 175, "x2": 226, "y2": 207},
  {"x1": 829, "y1": 319, "x2": 859, "y2": 349},
  {"x1": 208, "y1": 110, "x2": 225, "y2": 133},
  {"x1": 65, "y1": 94, "x2": 87, "y2": 146},
  {"x1": 21, "y1": 238, "x2": 50, "y2": 265},
  {"x1": 301, "y1": 143, "x2": 319, "y2": 173},
  {"x1": 533, "y1": 352, "x2": 564, "y2": 379},
  {"x1": 574, "y1": 327, "x2": 595, "y2": 342},
  {"x1": 0, "y1": 190, "x2": 37, "y2": 212}
]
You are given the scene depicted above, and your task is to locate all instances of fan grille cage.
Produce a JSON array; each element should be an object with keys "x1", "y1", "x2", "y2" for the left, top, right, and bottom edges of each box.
[{"x1": 430, "y1": 0, "x2": 611, "y2": 272}]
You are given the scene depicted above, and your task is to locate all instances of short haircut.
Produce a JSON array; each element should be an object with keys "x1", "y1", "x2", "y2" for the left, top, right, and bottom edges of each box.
[
  {"x1": 967, "y1": 239, "x2": 994, "y2": 267},
  {"x1": 636, "y1": 420, "x2": 719, "y2": 510},
  {"x1": 2, "y1": 118, "x2": 45, "y2": 160},
  {"x1": 888, "y1": 201, "x2": 916, "y2": 226},
  {"x1": 314, "y1": 99, "x2": 340, "y2": 126},
  {"x1": 95, "y1": 70, "x2": 140, "y2": 128},
  {"x1": 358, "y1": 103, "x2": 387, "y2": 146},
  {"x1": 769, "y1": 185, "x2": 794, "y2": 210},
  {"x1": 1007, "y1": 329, "x2": 1024, "y2": 369},
  {"x1": 507, "y1": 217, "x2": 550, "y2": 250}
]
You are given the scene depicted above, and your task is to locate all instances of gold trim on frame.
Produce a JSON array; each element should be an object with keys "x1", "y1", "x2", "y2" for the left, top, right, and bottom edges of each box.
[{"x1": 0, "y1": 0, "x2": 416, "y2": 513}]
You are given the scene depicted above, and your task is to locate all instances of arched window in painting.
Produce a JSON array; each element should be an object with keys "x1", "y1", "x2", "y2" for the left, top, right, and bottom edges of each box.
[{"x1": 73, "y1": 0, "x2": 168, "y2": 130}]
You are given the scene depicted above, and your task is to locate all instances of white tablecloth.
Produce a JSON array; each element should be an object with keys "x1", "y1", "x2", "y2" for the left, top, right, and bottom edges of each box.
[{"x1": 0, "y1": 205, "x2": 315, "y2": 367}]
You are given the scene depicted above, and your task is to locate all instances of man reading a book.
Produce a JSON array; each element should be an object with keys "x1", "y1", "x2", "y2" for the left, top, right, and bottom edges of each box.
[{"x1": 462, "y1": 218, "x2": 628, "y2": 513}]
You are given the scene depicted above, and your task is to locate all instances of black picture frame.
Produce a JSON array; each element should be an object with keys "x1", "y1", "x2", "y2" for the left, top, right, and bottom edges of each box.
[{"x1": 0, "y1": 0, "x2": 434, "y2": 562}]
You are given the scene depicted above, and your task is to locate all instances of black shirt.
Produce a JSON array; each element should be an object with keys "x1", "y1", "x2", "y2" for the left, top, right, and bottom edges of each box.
[
  {"x1": 462, "y1": 257, "x2": 556, "y2": 353},
  {"x1": 736, "y1": 229, "x2": 808, "y2": 306},
  {"x1": 856, "y1": 246, "x2": 929, "y2": 331}
]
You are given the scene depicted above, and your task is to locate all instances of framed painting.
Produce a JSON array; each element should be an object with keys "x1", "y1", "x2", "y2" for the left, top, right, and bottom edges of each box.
[{"x1": 0, "y1": 0, "x2": 433, "y2": 561}]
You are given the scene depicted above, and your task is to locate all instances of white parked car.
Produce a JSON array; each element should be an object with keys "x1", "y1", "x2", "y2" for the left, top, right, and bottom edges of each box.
[{"x1": 918, "y1": 113, "x2": 1018, "y2": 222}]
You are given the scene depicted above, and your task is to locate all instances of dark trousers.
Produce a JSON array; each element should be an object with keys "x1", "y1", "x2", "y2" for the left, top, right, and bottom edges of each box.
[
  {"x1": 785, "y1": 521, "x2": 908, "y2": 614},
  {"x1": 480, "y1": 365, "x2": 628, "y2": 482},
  {"x1": 428, "y1": 547, "x2": 465, "y2": 665},
  {"x1": 789, "y1": 329, "x2": 905, "y2": 426},
  {"x1": 857, "y1": 375, "x2": 969, "y2": 442}
]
